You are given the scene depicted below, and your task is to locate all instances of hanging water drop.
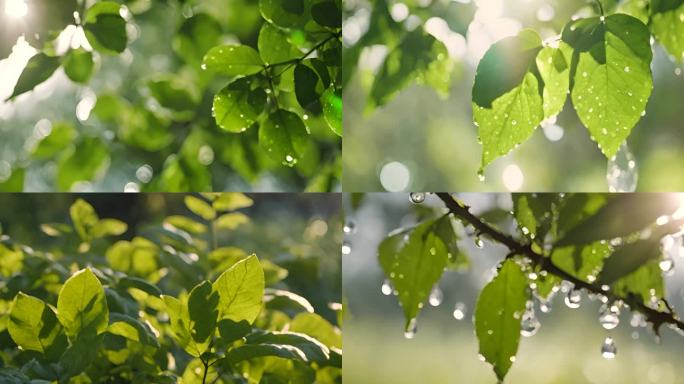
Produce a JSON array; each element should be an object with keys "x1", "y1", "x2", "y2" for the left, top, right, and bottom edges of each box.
[
  {"x1": 453, "y1": 302, "x2": 466, "y2": 320},
  {"x1": 428, "y1": 286, "x2": 443, "y2": 307},
  {"x1": 599, "y1": 303, "x2": 620, "y2": 330},
  {"x1": 474, "y1": 235, "x2": 484, "y2": 249},
  {"x1": 344, "y1": 220, "x2": 356, "y2": 234},
  {"x1": 601, "y1": 336, "x2": 617, "y2": 359},
  {"x1": 404, "y1": 318, "x2": 417, "y2": 339},
  {"x1": 381, "y1": 279, "x2": 393, "y2": 296},
  {"x1": 565, "y1": 289, "x2": 581, "y2": 309},
  {"x1": 606, "y1": 142, "x2": 638, "y2": 192},
  {"x1": 409, "y1": 192, "x2": 426, "y2": 204},
  {"x1": 659, "y1": 257, "x2": 675, "y2": 275},
  {"x1": 520, "y1": 302, "x2": 541, "y2": 337},
  {"x1": 341, "y1": 241, "x2": 351, "y2": 255}
]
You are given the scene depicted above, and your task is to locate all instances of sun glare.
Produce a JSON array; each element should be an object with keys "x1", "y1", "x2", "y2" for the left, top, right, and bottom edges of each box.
[{"x1": 4, "y1": 0, "x2": 28, "y2": 19}]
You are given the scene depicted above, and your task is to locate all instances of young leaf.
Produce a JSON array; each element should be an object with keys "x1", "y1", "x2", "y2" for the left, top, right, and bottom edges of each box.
[
  {"x1": 213, "y1": 254, "x2": 265, "y2": 324},
  {"x1": 83, "y1": 1, "x2": 127, "y2": 54},
  {"x1": 472, "y1": 29, "x2": 544, "y2": 169},
  {"x1": 215, "y1": 212, "x2": 250, "y2": 230},
  {"x1": 164, "y1": 215, "x2": 208, "y2": 234},
  {"x1": 187, "y1": 281, "x2": 220, "y2": 347},
  {"x1": 184, "y1": 195, "x2": 216, "y2": 220},
  {"x1": 650, "y1": 0, "x2": 684, "y2": 62},
  {"x1": 321, "y1": 87, "x2": 342, "y2": 136},
  {"x1": 562, "y1": 14, "x2": 653, "y2": 158},
  {"x1": 56, "y1": 268, "x2": 109, "y2": 338},
  {"x1": 378, "y1": 218, "x2": 450, "y2": 330},
  {"x1": 212, "y1": 77, "x2": 266, "y2": 133},
  {"x1": 8, "y1": 293, "x2": 68, "y2": 360},
  {"x1": 474, "y1": 259, "x2": 527, "y2": 381},
  {"x1": 7, "y1": 53, "x2": 61, "y2": 100},
  {"x1": 63, "y1": 49, "x2": 95, "y2": 84},
  {"x1": 258, "y1": 109, "x2": 309, "y2": 166},
  {"x1": 91, "y1": 218, "x2": 128, "y2": 238},
  {"x1": 212, "y1": 193, "x2": 254, "y2": 211},
  {"x1": 70, "y1": 198, "x2": 99, "y2": 241},
  {"x1": 203, "y1": 45, "x2": 264, "y2": 77}
]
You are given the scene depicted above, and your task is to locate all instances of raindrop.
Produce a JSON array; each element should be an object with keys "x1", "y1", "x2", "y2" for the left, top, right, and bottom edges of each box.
[
  {"x1": 601, "y1": 336, "x2": 617, "y2": 359},
  {"x1": 474, "y1": 235, "x2": 484, "y2": 249},
  {"x1": 404, "y1": 318, "x2": 417, "y2": 339},
  {"x1": 606, "y1": 142, "x2": 637, "y2": 192},
  {"x1": 520, "y1": 302, "x2": 541, "y2": 337},
  {"x1": 599, "y1": 304, "x2": 620, "y2": 330},
  {"x1": 409, "y1": 192, "x2": 426, "y2": 204},
  {"x1": 343, "y1": 220, "x2": 356, "y2": 234},
  {"x1": 659, "y1": 257, "x2": 675, "y2": 275},
  {"x1": 341, "y1": 242, "x2": 351, "y2": 255},
  {"x1": 429, "y1": 286, "x2": 443, "y2": 307},
  {"x1": 565, "y1": 289, "x2": 581, "y2": 309},
  {"x1": 381, "y1": 279, "x2": 393, "y2": 296},
  {"x1": 453, "y1": 302, "x2": 466, "y2": 320}
]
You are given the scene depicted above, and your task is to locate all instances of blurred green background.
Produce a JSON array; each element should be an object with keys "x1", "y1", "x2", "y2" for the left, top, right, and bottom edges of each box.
[
  {"x1": 343, "y1": 193, "x2": 684, "y2": 383},
  {"x1": 342, "y1": 0, "x2": 684, "y2": 192}
]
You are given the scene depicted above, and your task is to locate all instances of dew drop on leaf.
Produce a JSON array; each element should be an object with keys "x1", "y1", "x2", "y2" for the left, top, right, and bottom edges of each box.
[
  {"x1": 606, "y1": 143, "x2": 637, "y2": 192},
  {"x1": 404, "y1": 318, "x2": 417, "y2": 339},
  {"x1": 565, "y1": 289, "x2": 581, "y2": 309},
  {"x1": 601, "y1": 336, "x2": 616, "y2": 359},
  {"x1": 409, "y1": 192, "x2": 426, "y2": 204}
]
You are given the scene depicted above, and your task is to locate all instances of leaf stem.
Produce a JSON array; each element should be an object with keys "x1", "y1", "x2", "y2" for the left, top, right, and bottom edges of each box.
[
  {"x1": 594, "y1": 0, "x2": 605, "y2": 16},
  {"x1": 202, "y1": 358, "x2": 209, "y2": 384},
  {"x1": 264, "y1": 32, "x2": 340, "y2": 78},
  {"x1": 435, "y1": 193, "x2": 684, "y2": 335}
]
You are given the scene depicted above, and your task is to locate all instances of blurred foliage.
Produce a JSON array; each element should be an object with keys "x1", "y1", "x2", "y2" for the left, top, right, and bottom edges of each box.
[
  {"x1": 0, "y1": 0, "x2": 341, "y2": 191},
  {"x1": 0, "y1": 193, "x2": 342, "y2": 382},
  {"x1": 343, "y1": 0, "x2": 684, "y2": 191}
]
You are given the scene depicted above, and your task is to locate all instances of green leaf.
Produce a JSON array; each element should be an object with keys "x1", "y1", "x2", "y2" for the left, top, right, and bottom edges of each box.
[
  {"x1": 612, "y1": 261, "x2": 664, "y2": 305},
  {"x1": 650, "y1": 0, "x2": 684, "y2": 62},
  {"x1": 225, "y1": 344, "x2": 307, "y2": 364},
  {"x1": 264, "y1": 289, "x2": 315, "y2": 314},
  {"x1": 57, "y1": 268, "x2": 109, "y2": 338},
  {"x1": 0, "y1": 244, "x2": 23, "y2": 277},
  {"x1": 106, "y1": 237, "x2": 159, "y2": 277},
  {"x1": 187, "y1": 281, "x2": 220, "y2": 347},
  {"x1": 84, "y1": 1, "x2": 128, "y2": 54},
  {"x1": 164, "y1": 215, "x2": 208, "y2": 234},
  {"x1": 321, "y1": 87, "x2": 342, "y2": 136},
  {"x1": 258, "y1": 23, "x2": 301, "y2": 65},
  {"x1": 598, "y1": 236, "x2": 661, "y2": 284},
  {"x1": 118, "y1": 107, "x2": 173, "y2": 152},
  {"x1": 369, "y1": 29, "x2": 452, "y2": 109},
  {"x1": 294, "y1": 62, "x2": 324, "y2": 110},
  {"x1": 184, "y1": 195, "x2": 216, "y2": 220},
  {"x1": 260, "y1": 0, "x2": 310, "y2": 28},
  {"x1": 7, "y1": 53, "x2": 60, "y2": 100},
  {"x1": 8, "y1": 293, "x2": 68, "y2": 360},
  {"x1": 555, "y1": 194, "x2": 679, "y2": 246},
  {"x1": 216, "y1": 212, "x2": 250, "y2": 230},
  {"x1": 203, "y1": 45, "x2": 264, "y2": 77},
  {"x1": 108, "y1": 313, "x2": 159, "y2": 347},
  {"x1": 217, "y1": 319, "x2": 252, "y2": 345},
  {"x1": 474, "y1": 259, "x2": 527, "y2": 381},
  {"x1": 378, "y1": 217, "x2": 450, "y2": 329},
  {"x1": 56, "y1": 137, "x2": 109, "y2": 191},
  {"x1": 562, "y1": 14, "x2": 653, "y2": 158},
  {"x1": 245, "y1": 331, "x2": 330, "y2": 363},
  {"x1": 31, "y1": 122, "x2": 76, "y2": 160},
  {"x1": 0, "y1": 166, "x2": 25, "y2": 192},
  {"x1": 473, "y1": 29, "x2": 544, "y2": 169},
  {"x1": 536, "y1": 42, "x2": 571, "y2": 118},
  {"x1": 213, "y1": 193, "x2": 254, "y2": 211},
  {"x1": 60, "y1": 333, "x2": 103, "y2": 379},
  {"x1": 551, "y1": 241, "x2": 611, "y2": 283},
  {"x1": 118, "y1": 276, "x2": 162, "y2": 297},
  {"x1": 290, "y1": 313, "x2": 342, "y2": 349},
  {"x1": 259, "y1": 109, "x2": 309, "y2": 166},
  {"x1": 311, "y1": 1, "x2": 341, "y2": 28},
  {"x1": 212, "y1": 77, "x2": 267, "y2": 133},
  {"x1": 148, "y1": 78, "x2": 198, "y2": 113},
  {"x1": 213, "y1": 254, "x2": 265, "y2": 324},
  {"x1": 63, "y1": 49, "x2": 94, "y2": 84},
  {"x1": 162, "y1": 295, "x2": 204, "y2": 357},
  {"x1": 173, "y1": 13, "x2": 223, "y2": 67},
  {"x1": 70, "y1": 198, "x2": 99, "y2": 241},
  {"x1": 91, "y1": 218, "x2": 127, "y2": 238},
  {"x1": 512, "y1": 193, "x2": 557, "y2": 241}
]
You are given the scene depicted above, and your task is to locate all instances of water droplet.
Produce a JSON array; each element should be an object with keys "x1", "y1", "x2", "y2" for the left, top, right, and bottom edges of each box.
[
  {"x1": 404, "y1": 318, "x2": 417, "y2": 339},
  {"x1": 600, "y1": 15, "x2": 606, "y2": 22},
  {"x1": 520, "y1": 312, "x2": 541, "y2": 337},
  {"x1": 474, "y1": 235, "x2": 484, "y2": 249},
  {"x1": 582, "y1": 71, "x2": 588, "y2": 77},
  {"x1": 659, "y1": 257, "x2": 675, "y2": 275},
  {"x1": 624, "y1": 66, "x2": 630, "y2": 73},
  {"x1": 607, "y1": 143, "x2": 638, "y2": 192},
  {"x1": 201, "y1": 63, "x2": 207, "y2": 70},
  {"x1": 599, "y1": 304, "x2": 620, "y2": 330},
  {"x1": 453, "y1": 302, "x2": 466, "y2": 320},
  {"x1": 565, "y1": 289, "x2": 581, "y2": 309},
  {"x1": 409, "y1": 192, "x2": 426, "y2": 204},
  {"x1": 341, "y1": 242, "x2": 351, "y2": 255},
  {"x1": 477, "y1": 169, "x2": 486, "y2": 182},
  {"x1": 381, "y1": 279, "x2": 393, "y2": 296},
  {"x1": 601, "y1": 336, "x2": 617, "y2": 359},
  {"x1": 429, "y1": 286, "x2": 443, "y2": 307},
  {"x1": 344, "y1": 220, "x2": 356, "y2": 234}
]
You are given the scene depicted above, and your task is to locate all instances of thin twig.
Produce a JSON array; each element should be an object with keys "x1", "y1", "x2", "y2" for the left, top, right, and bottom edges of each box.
[{"x1": 435, "y1": 193, "x2": 684, "y2": 335}]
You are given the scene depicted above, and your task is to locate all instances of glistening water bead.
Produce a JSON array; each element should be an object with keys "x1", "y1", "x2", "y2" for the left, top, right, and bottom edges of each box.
[
  {"x1": 404, "y1": 318, "x2": 418, "y2": 339},
  {"x1": 453, "y1": 302, "x2": 466, "y2": 320},
  {"x1": 381, "y1": 279, "x2": 393, "y2": 296},
  {"x1": 565, "y1": 289, "x2": 581, "y2": 309},
  {"x1": 343, "y1": 220, "x2": 356, "y2": 234},
  {"x1": 428, "y1": 286, "x2": 443, "y2": 307},
  {"x1": 601, "y1": 336, "x2": 617, "y2": 359},
  {"x1": 409, "y1": 192, "x2": 426, "y2": 204},
  {"x1": 599, "y1": 304, "x2": 620, "y2": 330},
  {"x1": 606, "y1": 143, "x2": 638, "y2": 192},
  {"x1": 341, "y1": 242, "x2": 351, "y2": 255}
]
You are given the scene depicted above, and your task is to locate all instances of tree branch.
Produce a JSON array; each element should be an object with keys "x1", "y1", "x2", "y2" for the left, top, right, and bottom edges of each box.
[{"x1": 435, "y1": 193, "x2": 684, "y2": 335}]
